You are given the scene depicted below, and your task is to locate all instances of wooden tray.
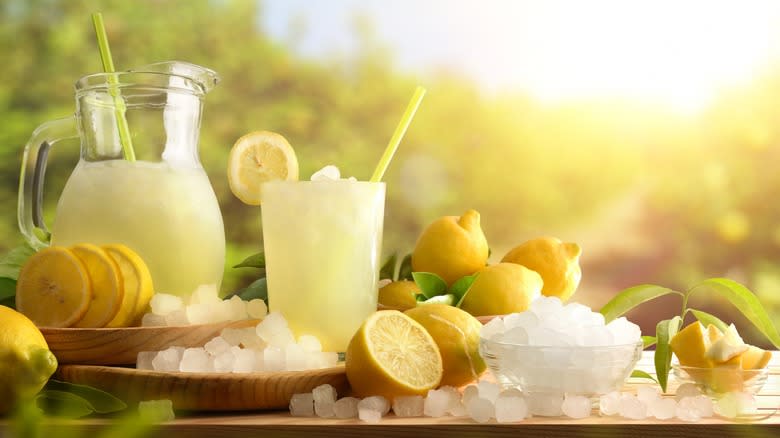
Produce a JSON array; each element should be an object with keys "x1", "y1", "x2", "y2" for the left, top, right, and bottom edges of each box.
[
  {"x1": 41, "y1": 319, "x2": 260, "y2": 365},
  {"x1": 55, "y1": 364, "x2": 349, "y2": 411}
]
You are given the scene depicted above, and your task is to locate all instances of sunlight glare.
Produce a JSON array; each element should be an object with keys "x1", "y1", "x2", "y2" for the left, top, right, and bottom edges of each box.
[{"x1": 501, "y1": 0, "x2": 780, "y2": 113}]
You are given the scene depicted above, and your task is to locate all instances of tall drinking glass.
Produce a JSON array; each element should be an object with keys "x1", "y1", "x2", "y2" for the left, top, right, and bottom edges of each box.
[{"x1": 261, "y1": 180, "x2": 385, "y2": 352}]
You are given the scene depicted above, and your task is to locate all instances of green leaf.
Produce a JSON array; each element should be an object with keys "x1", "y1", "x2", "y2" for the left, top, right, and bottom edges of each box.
[
  {"x1": 599, "y1": 284, "x2": 682, "y2": 322},
  {"x1": 36, "y1": 390, "x2": 95, "y2": 418},
  {"x1": 43, "y1": 380, "x2": 126, "y2": 414},
  {"x1": 0, "y1": 277, "x2": 16, "y2": 302},
  {"x1": 412, "y1": 272, "x2": 448, "y2": 299},
  {"x1": 654, "y1": 316, "x2": 681, "y2": 392},
  {"x1": 631, "y1": 370, "x2": 658, "y2": 384},
  {"x1": 642, "y1": 335, "x2": 657, "y2": 348},
  {"x1": 398, "y1": 254, "x2": 413, "y2": 281},
  {"x1": 0, "y1": 244, "x2": 36, "y2": 280},
  {"x1": 0, "y1": 297, "x2": 15, "y2": 309},
  {"x1": 690, "y1": 278, "x2": 780, "y2": 349},
  {"x1": 229, "y1": 278, "x2": 268, "y2": 303},
  {"x1": 450, "y1": 273, "x2": 478, "y2": 304},
  {"x1": 379, "y1": 253, "x2": 397, "y2": 280},
  {"x1": 232, "y1": 252, "x2": 265, "y2": 270},
  {"x1": 689, "y1": 308, "x2": 729, "y2": 333},
  {"x1": 418, "y1": 294, "x2": 456, "y2": 306}
]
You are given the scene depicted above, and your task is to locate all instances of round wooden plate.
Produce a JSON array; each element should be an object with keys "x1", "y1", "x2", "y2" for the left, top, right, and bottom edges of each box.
[
  {"x1": 55, "y1": 364, "x2": 349, "y2": 411},
  {"x1": 41, "y1": 319, "x2": 260, "y2": 365}
]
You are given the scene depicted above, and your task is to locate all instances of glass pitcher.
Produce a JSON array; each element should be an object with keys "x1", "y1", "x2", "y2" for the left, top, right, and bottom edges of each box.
[{"x1": 18, "y1": 61, "x2": 226, "y2": 299}]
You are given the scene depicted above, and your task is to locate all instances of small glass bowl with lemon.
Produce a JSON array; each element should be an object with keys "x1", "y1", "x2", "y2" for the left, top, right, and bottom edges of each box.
[
  {"x1": 669, "y1": 321, "x2": 773, "y2": 397},
  {"x1": 672, "y1": 364, "x2": 770, "y2": 396}
]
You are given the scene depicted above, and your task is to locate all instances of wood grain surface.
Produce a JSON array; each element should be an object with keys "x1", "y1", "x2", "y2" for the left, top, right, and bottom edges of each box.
[
  {"x1": 4, "y1": 353, "x2": 776, "y2": 438},
  {"x1": 55, "y1": 364, "x2": 349, "y2": 411},
  {"x1": 41, "y1": 319, "x2": 260, "y2": 365}
]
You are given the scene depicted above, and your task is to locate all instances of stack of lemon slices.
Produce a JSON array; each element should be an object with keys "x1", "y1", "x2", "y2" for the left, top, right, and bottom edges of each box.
[{"x1": 15, "y1": 244, "x2": 153, "y2": 328}]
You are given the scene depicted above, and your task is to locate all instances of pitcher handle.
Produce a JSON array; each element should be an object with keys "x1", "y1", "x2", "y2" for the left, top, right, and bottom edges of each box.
[{"x1": 18, "y1": 117, "x2": 79, "y2": 250}]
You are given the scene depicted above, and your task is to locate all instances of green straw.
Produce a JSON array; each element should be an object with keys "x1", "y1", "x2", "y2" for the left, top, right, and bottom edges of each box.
[
  {"x1": 92, "y1": 12, "x2": 136, "y2": 161},
  {"x1": 369, "y1": 86, "x2": 426, "y2": 182}
]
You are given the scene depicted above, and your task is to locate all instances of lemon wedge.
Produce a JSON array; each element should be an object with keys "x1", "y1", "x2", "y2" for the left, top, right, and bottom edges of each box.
[
  {"x1": 227, "y1": 131, "x2": 299, "y2": 205},
  {"x1": 70, "y1": 244, "x2": 124, "y2": 328},
  {"x1": 15, "y1": 246, "x2": 92, "y2": 327},
  {"x1": 346, "y1": 310, "x2": 443, "y2": 399},
  {"x1": 741, "y1": 345, "x2": 772, "y2": 370},
  {"x1": 669, "y1": 321, "x2": 714, "y2": 368},
  {"x1": 706, "y1": 323, "x2": 749, "y2": 364}
]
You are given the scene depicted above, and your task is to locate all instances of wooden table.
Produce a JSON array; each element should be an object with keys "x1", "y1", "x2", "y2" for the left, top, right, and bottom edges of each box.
[{"x1": 2, "y1": 352, "x2": 778, "y2": 437}]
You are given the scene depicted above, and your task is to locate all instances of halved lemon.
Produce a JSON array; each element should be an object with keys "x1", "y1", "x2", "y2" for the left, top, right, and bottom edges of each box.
[
  {"x1": 15, "y1": 246, "x2": 92, "y2": 328},
  {"x1": 103, "y1": 244, "x2": 154, "y2": 327},
  {"x1": 70, "y1": 244, "x2": 124, "y2": 328},
  {"x1": 345, "y1": 310, "x2": 443, "y2": 399},
  {"x1": 227, "y1": 130, "x2": 299, "y2": 205}
]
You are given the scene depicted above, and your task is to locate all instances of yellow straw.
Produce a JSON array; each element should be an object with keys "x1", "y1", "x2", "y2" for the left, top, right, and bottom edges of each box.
[
  {"x1": 92, "y1": 12, "x2": 136, "y2": 161},
  {"x1": 369, "y1": 86, "x2": 426, "y2": 182}
]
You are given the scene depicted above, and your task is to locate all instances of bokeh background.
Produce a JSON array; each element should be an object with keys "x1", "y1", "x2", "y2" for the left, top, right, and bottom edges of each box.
[{"x1": 2, "y1": 0, "x2": 779, "y2": 346}]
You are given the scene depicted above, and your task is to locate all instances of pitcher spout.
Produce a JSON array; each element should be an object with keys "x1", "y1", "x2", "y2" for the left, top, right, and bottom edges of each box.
[{"x1": 130, "y1": 61, "x2": 220, "y2": 94}]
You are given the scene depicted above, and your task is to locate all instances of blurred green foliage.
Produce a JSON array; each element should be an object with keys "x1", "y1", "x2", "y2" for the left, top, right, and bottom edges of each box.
[{"x1": 1, "y1": 0, "x2": 779, "y2": 344}]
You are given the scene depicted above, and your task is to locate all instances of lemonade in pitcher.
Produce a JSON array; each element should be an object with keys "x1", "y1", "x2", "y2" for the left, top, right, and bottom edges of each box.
[
  {"x1": 50, "y1": 159, "x2": 225, "y2": 297},
  {"x1": 18, "y1": 61, "x2": 226, "y2": 299}
]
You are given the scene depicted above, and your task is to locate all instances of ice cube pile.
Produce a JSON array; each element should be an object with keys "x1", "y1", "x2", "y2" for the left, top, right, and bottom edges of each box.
[
  {"x1": 290, "y1": 380, "x2": 523, "y2": 423},
  {"x1": 481, "y1": 296, "x2": 641, "y2": 347},
  {"x1": 293, "y1": 379, "x2": 756, "y2": 423},
  {"x1": 137, "y1": 311, "x2": 338, "y2": 373},
  {"x1": 310, "y1": 165, "x2": 356, "y2": 182},
  {"x1": 600, "y1": 384, "x2": 758, "y2": 421},
  {"x1": 141, "y1": 284, "x2": 268, "y2": 327},
  {"x1": 479, "y1": 296, "x2": 643, "y2": 396}
]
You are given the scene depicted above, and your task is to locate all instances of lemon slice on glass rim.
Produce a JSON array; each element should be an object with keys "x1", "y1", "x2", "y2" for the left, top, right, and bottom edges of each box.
[{"x1": 227, "y1": 131, "x2": 299, "y2": 205}]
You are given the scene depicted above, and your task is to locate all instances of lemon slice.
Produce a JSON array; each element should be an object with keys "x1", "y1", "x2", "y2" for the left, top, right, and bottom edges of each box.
[
  {"x1": 70, "y1": 244, "x2": 124, "y2": 328},
  {"x1": 15, "y1": 246, "x2": 92, "y2": 328},
  {"x1": 227, "y1": 131, "x2": 299, "y2": 205},
  {"x1": 103, "y1": 244, "x2": 154, "y2": 327},
  {"x1": 345, "y1": 310, "x2": 443, "y2": 399}
]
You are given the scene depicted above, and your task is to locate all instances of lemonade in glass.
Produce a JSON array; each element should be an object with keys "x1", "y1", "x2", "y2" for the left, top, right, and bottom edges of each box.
[{"x1": 261, "y1": 179, "x2": 385, "y2": 352}]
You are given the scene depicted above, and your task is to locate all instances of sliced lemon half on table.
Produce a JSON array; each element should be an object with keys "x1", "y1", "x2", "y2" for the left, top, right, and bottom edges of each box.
[
  {"x1": 227, "y1": 131, "x2": 299, "y2": 205},
  {"x1": 15, "y1": 246, "x2": 92, "y2": 328},
  {"x1": 345, "y1": 310, "x2": 443, "y2": 399}
]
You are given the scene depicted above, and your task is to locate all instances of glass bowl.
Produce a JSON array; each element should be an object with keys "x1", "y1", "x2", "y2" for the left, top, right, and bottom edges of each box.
[
  {"x1": 479, "y1": 337, "x2": 644, "y2": 397},
  {"x1": 672, "y1": 364, "x2": 769, "y2": 396}
]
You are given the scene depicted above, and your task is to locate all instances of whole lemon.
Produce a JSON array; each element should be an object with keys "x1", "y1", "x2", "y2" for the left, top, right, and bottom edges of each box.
[
  {"x1": 0, "y1": 305, "x2": 58, "y2": 413},
  {"x1": 404, "y1": 304, "x2": 486, "y2": 387},
  {"x1": 459, "y1": 263, "x2": 543, "y2": 316},
  {"x1": 378, "y1": 280, "x2": 420, "y2": 311},
  {"x1": 501, "y1": 237, "x2": 582, "y2": 302},
  {"x1": 411, "y1": 209, "x2": 489, "y2": 286}
]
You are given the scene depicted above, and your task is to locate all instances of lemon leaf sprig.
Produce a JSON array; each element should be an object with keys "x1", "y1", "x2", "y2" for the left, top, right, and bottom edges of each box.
[
  {"x1": 410, "y1": 271, "x2": 478, "y2": 307},
  {"x1": 35, "y1": 379, "x2": 126, "y2": 418},
  {"x1": 0, "y1": 244, "x2": 37, "y2": 308},
  {"x1": 379, "y1": 252, "x2": 413, "y2": 282},
  {"x1": 600, "y1": 278, "x2": 780, "y2": 391}
]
